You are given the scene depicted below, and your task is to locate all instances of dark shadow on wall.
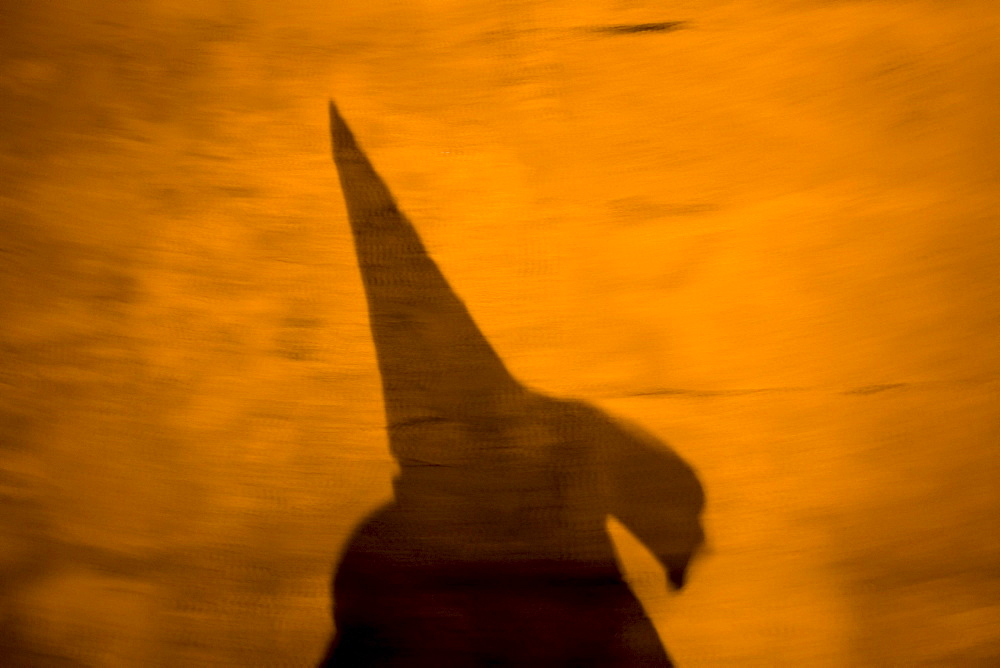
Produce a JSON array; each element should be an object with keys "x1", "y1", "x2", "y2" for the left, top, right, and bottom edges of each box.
[{"x1": 320, "y1": 102, "x2": 706, "y2": 667}]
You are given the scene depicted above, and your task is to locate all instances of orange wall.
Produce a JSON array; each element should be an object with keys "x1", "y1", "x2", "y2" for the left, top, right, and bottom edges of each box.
[{"x1": 2, "y1": 1, "x2": 998, "y2": 665}]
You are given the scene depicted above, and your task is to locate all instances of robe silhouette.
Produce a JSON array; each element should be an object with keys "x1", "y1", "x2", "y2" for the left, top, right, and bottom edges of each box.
[{"x1": 320, "y1": 101, "x2": 705, "y2": 667}]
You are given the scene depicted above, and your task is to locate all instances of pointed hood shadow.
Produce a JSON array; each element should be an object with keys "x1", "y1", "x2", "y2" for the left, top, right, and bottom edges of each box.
[
  {"x1": 321, "y1": 101, "x2": 706, "y2": 667},
  {"x1": 329, "y1": 101, "x2": 527, "y2": 466}
]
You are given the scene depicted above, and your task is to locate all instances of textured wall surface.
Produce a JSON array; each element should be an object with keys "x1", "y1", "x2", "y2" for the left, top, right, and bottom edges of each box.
[{"x1": 2, "y1": 0, "x2": 998, "y2": 665}]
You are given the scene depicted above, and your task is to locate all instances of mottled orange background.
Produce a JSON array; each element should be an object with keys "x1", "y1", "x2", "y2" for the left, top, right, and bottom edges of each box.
[{"x1": 2, "y1": 0, "x2": 998, "y2": 665}]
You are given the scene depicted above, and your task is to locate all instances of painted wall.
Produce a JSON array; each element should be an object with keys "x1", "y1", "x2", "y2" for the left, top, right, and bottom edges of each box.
[{"x1": 2, "y1": 1, "x2": 998, "y2": 665}]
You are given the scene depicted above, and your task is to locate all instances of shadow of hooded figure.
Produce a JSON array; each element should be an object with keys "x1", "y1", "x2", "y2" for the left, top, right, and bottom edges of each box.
[{"x1": 320, "y1": 102, "x2": 706, "y2": 667}]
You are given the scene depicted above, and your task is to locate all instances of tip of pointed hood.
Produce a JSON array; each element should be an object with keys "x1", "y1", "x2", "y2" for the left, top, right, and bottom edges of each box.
[{"x1": 328, "y1": 100, "x2": 364, "y2": 161}]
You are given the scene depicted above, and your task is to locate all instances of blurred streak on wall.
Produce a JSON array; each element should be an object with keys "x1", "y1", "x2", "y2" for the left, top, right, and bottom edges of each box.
[{"x1": 1, "y1": 0, "x2": 998, "y2": 665}]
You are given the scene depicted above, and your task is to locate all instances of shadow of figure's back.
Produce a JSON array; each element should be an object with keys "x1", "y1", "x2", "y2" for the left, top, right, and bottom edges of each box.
[{"x1": 321, "y1": 102, "x2": 705, "y2": 667}]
